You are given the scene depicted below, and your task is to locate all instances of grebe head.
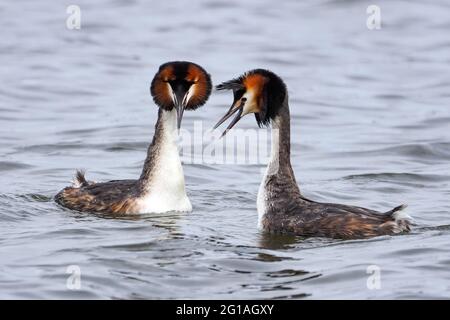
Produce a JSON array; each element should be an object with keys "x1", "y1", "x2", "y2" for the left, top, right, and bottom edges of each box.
[
  {"x1": 214, "y1": 69, "x2": 287, "y2": 136},
  {"x1": 151, "y1": 61, "x2": 212, "y2": 128}
]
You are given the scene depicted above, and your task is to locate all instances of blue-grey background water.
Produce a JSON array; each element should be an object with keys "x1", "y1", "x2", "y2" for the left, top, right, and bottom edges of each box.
[{"x1": 1, "y1": 0, "x2": 449, "y2": 299}]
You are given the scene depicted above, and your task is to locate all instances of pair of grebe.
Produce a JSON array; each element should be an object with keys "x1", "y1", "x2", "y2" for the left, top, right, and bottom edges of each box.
[{"x1": 56, "y1": 62, "x2": 412, "y2": 239}]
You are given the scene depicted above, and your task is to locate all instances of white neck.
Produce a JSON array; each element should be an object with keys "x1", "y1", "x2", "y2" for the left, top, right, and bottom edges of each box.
[
  {"x1": 138, "y1": 109, "x2": 191, "y2": 213},
  {"x1": 257, "y1": 117, "x2": 281, "y2": 228},
  {"x1": 267, "y1": 117, "x2": 282, "y2": 175}
]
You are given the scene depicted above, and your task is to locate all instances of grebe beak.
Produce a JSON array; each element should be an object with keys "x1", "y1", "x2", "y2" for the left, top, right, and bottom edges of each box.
[
  {"x1": 213, "y1": 99, "x2": 245, "y2": 138},
  {"x1": 172, "y1": 86, "x2": 188, "y2": 130}
]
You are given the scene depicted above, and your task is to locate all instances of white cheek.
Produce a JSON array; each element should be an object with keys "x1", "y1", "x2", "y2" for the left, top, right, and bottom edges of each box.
[
  {"x1": 243, "y1": 91, "x2": 254, "y2": 101},
  {"x1": 167, "y1": 83, "x2": 176, "y2": 104},
  {"x1": 242, "y1": 91, "x2": 258, "y2": 115},
  {"x1": 184, "y1": 85, "x2": 195, "y2": 106}
]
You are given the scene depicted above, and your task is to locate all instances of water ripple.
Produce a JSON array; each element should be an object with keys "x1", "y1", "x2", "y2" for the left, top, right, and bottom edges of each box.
[{"x1": 0, "y1": 0, "x2": 449, "y2": 299}]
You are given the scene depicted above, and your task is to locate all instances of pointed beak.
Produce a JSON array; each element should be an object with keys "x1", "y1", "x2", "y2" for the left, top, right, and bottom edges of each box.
[
  {"x1": 176, "y1": 103, "x2": 185, "y2": 131},
  {"x1": 213, "y1": 100, "x2": 245, "y2": 137},
  {"x1": 173, "y1": 87, "x2": 187, "y2": 130}
]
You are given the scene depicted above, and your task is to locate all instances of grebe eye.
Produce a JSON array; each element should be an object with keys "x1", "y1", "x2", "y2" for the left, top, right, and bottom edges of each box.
[{"x1": 241, "y1": 97, "x2": 247, "y2": 102}]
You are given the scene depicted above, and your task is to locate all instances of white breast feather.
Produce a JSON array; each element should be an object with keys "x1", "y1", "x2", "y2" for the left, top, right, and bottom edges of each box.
[{"x1": 137, "y1": 109, "x2": 192, "y2": 213}]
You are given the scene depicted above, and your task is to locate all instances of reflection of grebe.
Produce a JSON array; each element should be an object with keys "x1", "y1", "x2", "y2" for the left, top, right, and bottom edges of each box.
[
  {"x1": 55, "y1": 61, "x2": 211, "y2": 214},
  {"x1": 214, "y1": 69, "x2": 412, "y2": 239}
]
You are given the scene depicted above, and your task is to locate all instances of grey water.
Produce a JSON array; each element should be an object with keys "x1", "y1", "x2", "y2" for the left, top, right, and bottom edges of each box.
[{"x1": 1, "y1": 0, "x2": 450, "y2": 299}]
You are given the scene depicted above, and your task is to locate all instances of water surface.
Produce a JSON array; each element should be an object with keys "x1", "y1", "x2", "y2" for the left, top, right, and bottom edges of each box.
[{"x1": 1, "y1": 0, "x2": 450, "y2": 299}]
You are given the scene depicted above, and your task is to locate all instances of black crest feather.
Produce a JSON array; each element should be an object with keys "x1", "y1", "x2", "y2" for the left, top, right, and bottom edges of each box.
[
  {"x1": 151, "y1": 61, "x2": 212, "y2": 111},
  {"x1": 216, "y1": 77, "x2": 245, "y2": 91},
  {"x1": 216, "y1": 69, "x2": 287, "y2": 127}
]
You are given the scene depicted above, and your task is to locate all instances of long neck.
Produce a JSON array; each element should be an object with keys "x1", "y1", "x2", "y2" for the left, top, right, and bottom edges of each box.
[
  {"x1": 258, "y1": 96, "x2": 302, "y2": 217},
  {"x1": 138, "y1": 108, "x2": 186, "y2": 195},
  {"x1": 266, "y1": 97, "x2": 298, "y2": 187}
]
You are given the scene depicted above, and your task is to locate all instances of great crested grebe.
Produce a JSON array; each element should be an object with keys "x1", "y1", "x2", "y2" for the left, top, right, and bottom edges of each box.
[
  {"x1": 214, "y1": 69, "x2": 413, "y2": 239},
  {"x1": 55, "y1": 61, "x2": 212, "y2": 214}
]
